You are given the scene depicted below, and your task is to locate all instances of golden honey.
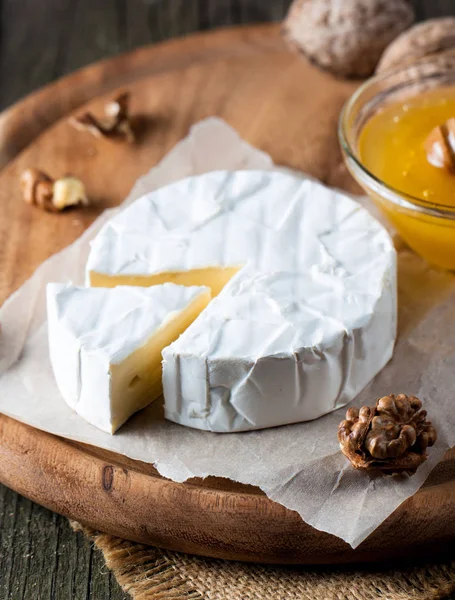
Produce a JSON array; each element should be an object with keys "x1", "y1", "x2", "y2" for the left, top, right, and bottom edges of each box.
[{"x1": 357, "y1": 86, "x2": 455, "y2": 270}]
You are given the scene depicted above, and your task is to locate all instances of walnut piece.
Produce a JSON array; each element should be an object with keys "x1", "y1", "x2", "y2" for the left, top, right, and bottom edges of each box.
[
  {"x1": 69, "y1": 92, "x2": 134, "y2": 142},
  {"x1": 377, "y1": 17, "x2": 455, "y2": 74},
  {"x1": 424, "y1": 118, "x2": 455, "y2": 173},
  {"x1": 282, "y1": 0, "x2": 415, "y2": 78},
  {"x1": 53, "y1": 176, "x2": 89, "y2": 210},
  {"x1": 338, "y1": 394, "x2": 437, "y2": 474},
  {"x1": 20, "y1": 168, "x2": 54, "y2": 210},
  {"x1": 20, "y1": 169, "x2": 89, "y2": 213}
]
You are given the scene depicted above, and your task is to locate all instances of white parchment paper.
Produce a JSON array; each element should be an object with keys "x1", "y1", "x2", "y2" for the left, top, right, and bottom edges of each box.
[{"x1": 1, "y1": 117, "x2": 454, "y2": 549}]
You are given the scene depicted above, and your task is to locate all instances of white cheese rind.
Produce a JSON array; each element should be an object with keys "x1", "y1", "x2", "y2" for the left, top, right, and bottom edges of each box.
[
  {"x1": 46, "y1": 282, "x2": 210, "y2": 433},
  {"x1": 162, "y1": 267, "x2": 396, "y2": 432},
  {"x1": 87, "y1": 170, "x2": 397, "y2": 432}
]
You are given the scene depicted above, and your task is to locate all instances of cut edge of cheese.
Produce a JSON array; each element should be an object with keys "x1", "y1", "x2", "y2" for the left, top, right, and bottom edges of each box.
[
  {"x1": 88, "y1": 266, "x2": 240, "y2": 297},
  {"x1": 107, "y1": 288, "x2": 211, "y2": 433}
]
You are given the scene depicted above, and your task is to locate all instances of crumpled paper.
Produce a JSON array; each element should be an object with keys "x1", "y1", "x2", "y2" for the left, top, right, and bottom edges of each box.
[{"x1": 1, "y1": 117, "x2": 454, "y2": 548}]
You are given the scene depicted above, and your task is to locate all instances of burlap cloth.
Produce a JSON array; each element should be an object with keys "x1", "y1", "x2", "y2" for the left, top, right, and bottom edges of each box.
[{"x1": 71, "y1": 522, "x2": 455, "y2": 599}]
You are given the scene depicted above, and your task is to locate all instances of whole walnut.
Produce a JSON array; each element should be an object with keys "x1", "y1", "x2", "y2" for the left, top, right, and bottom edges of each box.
[
  {"x1": 338, "y1": 394, "x2": 437, "y2": 474},
  {"x1": 283, "y1": 0, "x2": 415, "y2": 78},
  {"x1": 377, "y1": 17, "x2": 455, "y2": 73}
]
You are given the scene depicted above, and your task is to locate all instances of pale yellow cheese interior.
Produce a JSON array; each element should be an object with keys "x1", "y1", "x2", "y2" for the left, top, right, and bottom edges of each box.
[
  {"x1": 89, "y1": 266, "x2": 240, "y2": 297},
  {"x1": 108, "y1": 289, "x2": 211, "y2": 433}
]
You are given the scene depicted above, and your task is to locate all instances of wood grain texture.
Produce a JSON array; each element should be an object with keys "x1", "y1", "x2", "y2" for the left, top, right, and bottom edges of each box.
[
  {"x1": 0, "y1": 485, "x2": 128, "y2": 600},
  {"x1": 0, "y1": 0, "x2": 293, "y2": 112},
  {"x1": 0, "y1": 1, "x2": 454, "y2": 598},
  {"x1": 0, "y1": 24, "x2": 284, "y2": 170}
]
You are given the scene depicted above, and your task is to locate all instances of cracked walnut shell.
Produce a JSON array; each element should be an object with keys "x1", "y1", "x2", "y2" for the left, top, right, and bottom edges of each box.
[
  {"x1": 283, "y1": 0, "x2": 415, "y2": 78},
  {"x1": 338, "y1": 394, "x2": 437, "y2": 474}
]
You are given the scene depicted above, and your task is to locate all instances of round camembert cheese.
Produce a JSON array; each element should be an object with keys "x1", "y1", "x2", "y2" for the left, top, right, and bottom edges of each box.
[{"x1": 87, "y1": 170, "x2": 397, "y2": 432}]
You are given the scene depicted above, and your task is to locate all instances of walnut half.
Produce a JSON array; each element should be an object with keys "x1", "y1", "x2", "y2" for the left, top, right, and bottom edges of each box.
[{"x1": 338, "y1": 394, "x2": 437, "y2": 474}]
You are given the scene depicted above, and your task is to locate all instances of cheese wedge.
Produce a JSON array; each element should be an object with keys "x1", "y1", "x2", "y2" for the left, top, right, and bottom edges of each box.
[{"x1": 47, "y1": 282, "x2": 211, "y2": 433}]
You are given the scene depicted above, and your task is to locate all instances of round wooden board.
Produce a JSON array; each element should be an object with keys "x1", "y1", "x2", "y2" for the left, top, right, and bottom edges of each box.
[{"x1": 1, "y1": 24, "x2": 455, "y2": 565}]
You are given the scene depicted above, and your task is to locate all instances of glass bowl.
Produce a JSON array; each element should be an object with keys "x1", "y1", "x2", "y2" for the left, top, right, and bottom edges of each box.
[{"x1": 339, "y1": 57, "x2": 455, "y2": 271}]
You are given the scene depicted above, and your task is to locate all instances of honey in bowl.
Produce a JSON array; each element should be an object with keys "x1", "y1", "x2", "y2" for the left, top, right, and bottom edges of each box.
[
  {"x1": 344, "y1": 82, "x2": 455, "y2": 271},
  {"x1": 359, "y1": 87, "x2": 455, "y2": 207}
]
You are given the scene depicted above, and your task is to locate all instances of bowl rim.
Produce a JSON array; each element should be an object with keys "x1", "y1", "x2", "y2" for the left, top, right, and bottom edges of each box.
[{"x1": 338, "y1": 67, "x2": 455, "y2": 220}]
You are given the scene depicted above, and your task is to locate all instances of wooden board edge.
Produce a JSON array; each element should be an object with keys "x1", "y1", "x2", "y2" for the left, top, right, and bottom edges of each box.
[
  {"x1": 0, "y1": 23, "x2": 281, "y2": 170},
  {"x1": 1, "y1": 413, "x2": 455, "y2": 564}
]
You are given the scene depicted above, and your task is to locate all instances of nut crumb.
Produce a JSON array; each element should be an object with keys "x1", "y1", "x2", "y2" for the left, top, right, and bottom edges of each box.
[
  {"x1": 20, "y1": 169, "x2": 89, "y2": 212},
  {"x1": 338, "y1": 394, "x2": 437, "y2": 475},
  {"x1": 69, "y1": 92, "x2": 135, "y2": 142}
]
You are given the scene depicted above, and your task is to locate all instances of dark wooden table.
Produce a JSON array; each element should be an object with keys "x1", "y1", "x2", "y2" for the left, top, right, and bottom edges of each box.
[{"x1": 0, "y1": 1, "x2": 454, "y2": 598}]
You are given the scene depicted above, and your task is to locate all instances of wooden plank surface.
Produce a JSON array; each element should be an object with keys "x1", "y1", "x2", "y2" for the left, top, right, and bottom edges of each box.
[{"x1": 0, "y1": 1, "x2": 454, "y2": 598}]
